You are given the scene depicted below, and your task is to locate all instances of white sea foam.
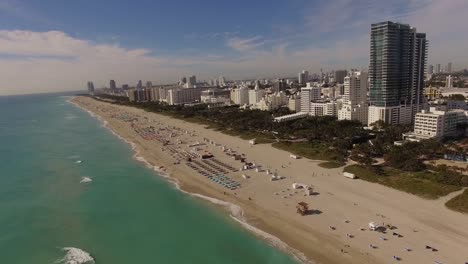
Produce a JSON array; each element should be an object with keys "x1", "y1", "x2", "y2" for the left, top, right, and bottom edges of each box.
[
  {"x1": 75, "y1": 160, "x2": 83, "y2": 164},
  {"x1": 80, "y1": 177, "x2": 92, "y2": 183},
  {"x1": 56, "y1": 247, "x2": 94, "y2": 264},
  {"x1": 65, "y1": 114, "x2": 78, "y2": 120},
  {"x1": 68, "y1": 97, "x2": 314, "y2": 264}
]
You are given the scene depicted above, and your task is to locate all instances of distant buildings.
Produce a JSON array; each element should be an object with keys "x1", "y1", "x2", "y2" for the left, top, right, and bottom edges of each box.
[
  {"x1": 298, "y1": 70, "x2": 309, "y2": 85},
  {"x1": 428, "y1": 64, "x2": 434, "y2": 74},
  {"x1": 230, "y1": 86, "x2": 249, "y2": 105},
  {"x1": 446, "y1": 75, "x2": 454, "y2": 88},
  {"x1": 300, "y1": 84, "x2": 321, "y2": 113},
  {"x1": 288, "y1": 96, "x2": 301, "y2": 112},
  {"x1": 248, "y1": 84, "x2": 265, "y2": 105},
  {"x1": 136, "y1": 80, "x2": 143, "y2": 90},
  {"x1": 200, "y1": 88, "x2": 231, "y2": 105},
  {"x1": 109, "y1": 80, "x2": 116, "y2": 90},
  {"x1": 189, "y1": 75, "x2": 197, "y2": 86},
  {"x1": 368, "y1": 21, "x2": 427, "y2": 125},
  {"x1": 447, "y1": 62, "x2": 452, "y2": 73},
  {"x1": 338, "y1": 71, "x2": 369, "y2": 125},
  {"x1": 87, "y1": 81, "x2": 95, "y2": 95},
  {"x1": 218, "y1": 76, "x2": 226, "y2": 87},
  {"x1": 272, "y1": 79, "x2": 287, "y2": 92},
  {"x1": 334, "y1": 70, "x2": 347, "y2": 84},
  {"x1": 146, "y1": 81, "x2": 153, "y2": 89},
  {"x1": 436, "y1": 64, "x2": 441, "y2": 73}
]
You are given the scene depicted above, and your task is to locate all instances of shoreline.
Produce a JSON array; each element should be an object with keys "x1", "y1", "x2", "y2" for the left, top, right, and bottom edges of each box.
[
  {"x1": 70, "y1": 96, "x2": 468, "y2": 264},
  {"x1": 68, "y1": 98, "x2": 313, "y2": 264}
]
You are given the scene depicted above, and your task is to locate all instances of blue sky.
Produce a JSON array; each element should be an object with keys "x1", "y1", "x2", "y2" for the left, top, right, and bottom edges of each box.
[{"x1": 0, "y1": 0, "x2": 467, "y2": 95}]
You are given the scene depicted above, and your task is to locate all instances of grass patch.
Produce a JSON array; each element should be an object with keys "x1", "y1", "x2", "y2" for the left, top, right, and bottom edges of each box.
[
  {"x1": 319, "y1": 161, "x2": 346, "y2": 169},
  {"x1": 221, "y1": 129, "x2": 276, "y2": 144},
  {"x1": 344, "y1": 165, "x2": 461, "y2": 199},
  {"x1": 272, "y1": 141, "x2": 341, "y2": 161},
  {"x1": 446, "y1": 189, "x2": 468, "y2": 213}
]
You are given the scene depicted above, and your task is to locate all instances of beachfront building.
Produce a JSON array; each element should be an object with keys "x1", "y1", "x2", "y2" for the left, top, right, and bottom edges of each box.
[
  {"x1": 288, "y1": 96, "x2": 301, "y2": 112},
  {"x1": 368, "y1": 21, "x2": 428, "y2": 125},
  {"x1": 252, "y1": 98, "x2": 272, "y2": 111},
  {"x1": 338, "y1": 71, "x2": 369, "y2": 125},
  {"x1": 200, "y1": 88, "x2": 231, "y2": 105},
  {"x1": 251, "y1": 92, "x2": 287, "y2": 111},
  {"x1": 167, "y1": 88, "x2": 203, "y2": 105},
  {"x1": 230, "y1": 86, "x2": 249, "y2": 105},
  {"x1": 248, "y1": 85, "x2": 265, "y2": 105},
  {"x1": 149, "y1": 87, "x2": 160, "y2": 102},
  {"x1": 310, "y1": 101, "x2": 338, "y2": 117},
  {"x1": 267, "y1": 92, "x2": 287, "y2": 109},
  {"x1": 300, "y1": 83, "x2": 321, "y2": 113},
  {"x1": 404, "y1": 108, "x2": 467, "y2": 140}
]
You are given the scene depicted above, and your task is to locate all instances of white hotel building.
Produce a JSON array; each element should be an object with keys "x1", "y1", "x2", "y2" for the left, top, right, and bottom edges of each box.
[
  {"x1": 405, "y1": 108, "x2": 467, "y2": 140},
  {"x1": 338, "y1": 71, "x2": 369, "y2": 125}
]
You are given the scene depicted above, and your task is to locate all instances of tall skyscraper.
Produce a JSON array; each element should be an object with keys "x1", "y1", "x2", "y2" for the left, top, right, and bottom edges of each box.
[
  {"x1": 109, "y1": 80, "x2": 116, "y2": 90},
  {"x1": 298, "y1": 70, "x2": 308, "y2": 85},
  {"x1": 436, "y1": 64, "x2": 441, "y2": 73},
  {"x1": 136, "y1": 80, "x2": 143, "y2": 90},
  {"x1": 447, "y1": 62, "x2": 452, "y2": 73},
  {"x1": 368, "y1": 21, "x2": 427, "y2": 125}
]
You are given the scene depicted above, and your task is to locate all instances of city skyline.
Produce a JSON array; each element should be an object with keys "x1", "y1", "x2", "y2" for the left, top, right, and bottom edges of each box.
[{"x1": 0, "y1": 0, "x2": 468, "y2": 95}]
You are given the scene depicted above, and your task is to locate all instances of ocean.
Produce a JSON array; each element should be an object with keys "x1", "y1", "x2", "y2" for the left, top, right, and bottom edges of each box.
[{"x1": 0, "y1": 93, "x2": 298, "y2": 264}]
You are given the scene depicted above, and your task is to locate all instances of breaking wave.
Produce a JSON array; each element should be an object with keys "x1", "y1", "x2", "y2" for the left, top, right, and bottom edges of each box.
[
  {"x1": 56, "y1": 247, "x2": 94, "y2": 264},
  {"x1": 80, "y1": 177, "x2": 92, "y2": 183}
]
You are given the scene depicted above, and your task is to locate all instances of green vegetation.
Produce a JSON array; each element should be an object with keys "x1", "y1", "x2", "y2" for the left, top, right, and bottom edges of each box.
[
  {"x1": 318, "y1": 161, "x2": 346, "y2": 169},
  {"x1": 273, "y1": 141, "x2": 344, "y2": 161},
  {"x1": 446, "y1": 189, "x2": 468, "y2": 213},
  {"x1": 344, "y1": 165, "x2": 463, "y2": 199}
]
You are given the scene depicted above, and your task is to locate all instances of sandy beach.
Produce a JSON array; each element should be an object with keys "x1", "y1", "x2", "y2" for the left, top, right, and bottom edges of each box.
[{"x1": 72, "y1": 96, "x2": 468, "y2": 264}]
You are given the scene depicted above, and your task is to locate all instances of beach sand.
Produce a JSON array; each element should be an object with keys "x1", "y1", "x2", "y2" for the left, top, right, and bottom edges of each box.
[{"x1": 72, "y1": 96, "x2": 468, "y2": 264}]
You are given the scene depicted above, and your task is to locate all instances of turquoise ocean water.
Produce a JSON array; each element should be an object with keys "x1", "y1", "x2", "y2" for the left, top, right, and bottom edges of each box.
[{"x1": 0, "y1": 93, "x2": 298, "y2": 264}]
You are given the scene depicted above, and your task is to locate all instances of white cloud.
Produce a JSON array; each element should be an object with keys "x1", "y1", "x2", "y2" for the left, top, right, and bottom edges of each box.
[
  {"x1": 226, "y1": 36, "x2": 265, "y2": 52},
  {"x1": 1, "y1": 0, "x2": 468, "y2": 95},
  {"x1": 0, "y1": 30, "x2": 170, "y2": 95}
]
